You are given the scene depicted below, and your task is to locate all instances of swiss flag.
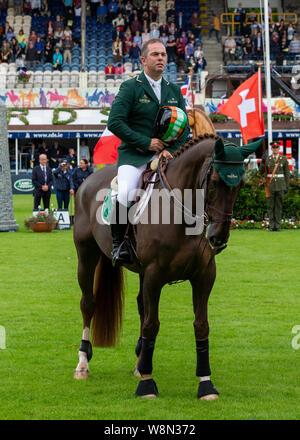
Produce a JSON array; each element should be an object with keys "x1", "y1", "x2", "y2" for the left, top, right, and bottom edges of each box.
[
  {"x1": 218, "y1": 72, "x2": 264, "y2": 144},
  {"x1": 93, "y1": 127, "x2": 121, "y2": 165}
]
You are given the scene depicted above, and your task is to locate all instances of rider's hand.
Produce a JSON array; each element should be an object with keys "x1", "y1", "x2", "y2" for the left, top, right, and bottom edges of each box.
[
  {"x1": 149, "y1": 138, "x2": 169, "y2": 152},
  {"x1": 159, "y1": 149, "x2": 173, "y2": 160}
]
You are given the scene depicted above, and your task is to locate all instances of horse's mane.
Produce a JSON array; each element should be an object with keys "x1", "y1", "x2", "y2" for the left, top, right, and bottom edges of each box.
[{"x1": 173, "y1": 133, "x2": 219, "y2": 159}]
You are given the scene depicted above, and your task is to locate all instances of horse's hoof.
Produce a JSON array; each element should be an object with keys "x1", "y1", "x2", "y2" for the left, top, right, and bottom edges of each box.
[
  {"x1": 197, "y1": 380, "x2": 219, "y2": 400},
  {"x1": 74, "y1": 368, "x2": 89, "y2": 379},
  {"x1": 133, "y1": 367, "x2": 141, "y2": 377},
  {"x1": 135, "y1": 379, "x2": 158, "y2": 399}
]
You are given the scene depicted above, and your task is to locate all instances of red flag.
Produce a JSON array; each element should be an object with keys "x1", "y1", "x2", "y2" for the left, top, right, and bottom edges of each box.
[
  {"x1": 218, "y1": 72, "x2": 264, "y2": 144},
  {"x1": 93, "y1": 127, "x2": 121, "y2": 165}
]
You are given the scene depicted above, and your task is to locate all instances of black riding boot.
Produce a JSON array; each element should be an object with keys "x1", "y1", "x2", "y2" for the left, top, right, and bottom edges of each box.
[{"x1": 110, "y1": 201, "x2": 132, "y2": 267}]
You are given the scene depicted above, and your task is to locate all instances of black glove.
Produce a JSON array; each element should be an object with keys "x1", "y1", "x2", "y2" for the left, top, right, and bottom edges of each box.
[{"x1": 261, "y1": 152, "x2": 268, "y2": 164}]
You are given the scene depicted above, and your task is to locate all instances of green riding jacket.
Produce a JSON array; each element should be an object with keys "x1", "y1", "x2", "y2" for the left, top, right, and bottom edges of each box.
[
  {"x1": 107, "y1": 71, "x2": 190, "y2": 168},
  {"x1": 259, "y1": 154, "x2": 290, "y2": 191}
]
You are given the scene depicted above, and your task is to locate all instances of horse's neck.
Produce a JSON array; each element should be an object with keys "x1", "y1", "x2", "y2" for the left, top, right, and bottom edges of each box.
[{"x1": 168, "y1": 143, "x2": 213, "y2": 190}]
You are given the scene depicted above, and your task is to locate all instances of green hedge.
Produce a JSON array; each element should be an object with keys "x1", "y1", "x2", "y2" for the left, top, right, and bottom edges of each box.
[{"x1": 233, "y1": 171, "x2": 300, "y2": 220}]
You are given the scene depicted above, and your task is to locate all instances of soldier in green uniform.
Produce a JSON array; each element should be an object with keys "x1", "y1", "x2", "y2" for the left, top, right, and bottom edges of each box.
[
  {"x1": 259, "y1": 141, "x2": 290, "y2": 231},
  {"x1": 107, "y1": 38, "x2": 189, "y2": 266}
]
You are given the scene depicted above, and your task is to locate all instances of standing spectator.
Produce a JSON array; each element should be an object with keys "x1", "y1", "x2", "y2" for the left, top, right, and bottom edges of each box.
[
  {"x1": 112, "y1": 25, "x2": 124, "y2": 41},
  {"x1": 142, "y1": 27, "x2": 150, "y2": 45},
  {"x1": 150, "y1": 23, "x2": 160, "y2": 39},
  {"x1": 279, "y1": 29, "x2": 289, "y2": 55},
  {"x1": 62, "y1": 0, "x2": 72, "y2": 14},
  {"x1": 39, "y1": 140, "x2": 51, "y2": 160},
  {"x1": 29, "y1": 142, "x2": 40, "y2": 168},
  {"x1": 28, "y1": 30, "x2": 37, "y2": 45},
  {"x1": 270, "y1": 32, "x2": 280, "y2": 61},
  {"x1": 90, "y1": 0, "x2": 100, "y2": 18},
  {"x1": 209, "y1": 14, "x2": 221, "y2": 44},
  {"x1": 30, "y1": 0, "x2": 41, "y2": 15},
  {"x1": 190, "y1": 12, "x2": 202, "y2": 41},
  {"x1": 112, "y1": 12, "x2": 125, "y2": 30},
  {"x1": 53, "y1": 47, "x2": 63, "y2": 71},
  {"x1": 176, "y1": 36, "x2": 186, "y2": 61},
  {"x1": 112, "y1": 36, "x2": 123, "y2": 63},
  {"x1": 131, "y1": 15, "x2": 142, "y2": 34},
  {"x1": 160, "y1": 31, "x2": 168, "y2": 46},
  {"x1": 17, "y1": 29, "x2": 27, "y2": 54},
  {"x1": 149, "y1": 0, "x2": 158, "y2": 22},
  {"x1": 23, "y1": 1, "x2": 32, "y2": 15},
  {"x1": 288, "y1": 35, "x2": 300, "y2": 60},
  {"x1": 49, "y1": 140, "x2": 62, "y2": 169},
  {"x1": 79, "y1": 140, "x2": 90, "y2": 162},
  {"x1": 107, "y1": 1, "x2": 118, "y2": 22},
  {"x1": 53, "y1": 161, "x2": 74, "y2": 210},
  {"x1": 195, "y1": 53, "x2": 207, "y2": 72},
  {"x1": 234, "y1": 2, "x2": 245, "y2": 35},
  {"x1": 63, "y1": 35, "x2": 73, "y2": 64},
  {"x1": 97, "y1": 0, "x2": 107, "y2": 23},
  {"x1": 54, "y1": 26, "x2": 64, "y2": 48},
  {"x1": 133, "y1": 30, "x2": 142, "y2": 48},
  {"x1": 184, "y1": 38, "x2": 195, "y2": 61},
  {"x1": 44, "y1": 38, "x2": 54, "y2": 63},
  {"x1": 159, "y1": 21, "x2": 169, "y2": 36},
  {"x1": 166, "y1": 35, "x2": 176, "y2": 62},
  {"x1": 32, "y1": 154, "x2": 53, "y2": 210},
  {"x1": 66, "y1": 148, "x2": 77, "y2": 171},
  {"x1": 26, "y1": 41, "x2": 38, "y2": 69},
  {"x1": 224, "y1": 35, "x2": 236, "y2": 61},
  {"x1": 54, "y1": 15, "x2": 64, "y2": 31},
  {"x1": 6, "y1": 26, "x2": 16, "y2": 42},
  {"x1": 243, "y1": 36, "x2": 254, "y2": 60},
  {"x1": 176, "y1": 11, "x2": 186, "y2": 32},
  {"x1": 115, "y1": 62, "x2": 125, "y2": 76},
  {"x1": 193, "y1": 44, "x2": 203, "y2": 61},
  {"x1": 287, "y1": 23, "x2": 294, "y2": 43},
  {"x1": 10, "y1": 37, "x2": 21, "y2": 62},
  {"x1": 65, "y1": 8, "x2": 75, "y2": 28},
  {"x1": 129, "y1": 41, "x2": 141, "y2": 70},
  {"x1": 64, "y1": 26, "x2": 72, "y2": 40},
  {"x1": 123, "y1": 27, "x2": 133, "y2": 55},
  {"x1": 72, "y1": 159, "x2": 93, "y2": 193},
  {"x1": 35, "y1": 35, "x2": 44, "y2": 62},
  {"x1": 16, "y1": 53, "x2": 26, "y2": 71}
]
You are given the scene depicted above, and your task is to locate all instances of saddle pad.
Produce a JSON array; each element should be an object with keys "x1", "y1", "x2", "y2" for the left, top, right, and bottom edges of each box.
[{"x1": 101, "y1": 173, "x2": 157, "y2": 225}]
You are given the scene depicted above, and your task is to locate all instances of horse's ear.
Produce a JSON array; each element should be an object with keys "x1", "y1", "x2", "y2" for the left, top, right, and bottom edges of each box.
[
  {"x1": 240, "y1": 139, "x2": 264, "y2": 158},
  {"x1": 214, "y1": 137, "x2": 225, "y2": 160}
]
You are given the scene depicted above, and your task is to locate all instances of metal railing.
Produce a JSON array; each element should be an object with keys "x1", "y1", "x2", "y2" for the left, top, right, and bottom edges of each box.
[{"x1": 221, "y1": 12, "x2": 298, "y2": 36}]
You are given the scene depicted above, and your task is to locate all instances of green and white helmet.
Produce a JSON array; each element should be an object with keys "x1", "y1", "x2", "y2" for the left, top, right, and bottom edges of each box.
[{"x1": 154, "y1": 106, "x2": 187, "y2": 142}]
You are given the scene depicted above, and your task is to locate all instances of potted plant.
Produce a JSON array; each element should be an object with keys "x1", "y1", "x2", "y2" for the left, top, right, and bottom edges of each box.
[
  {"x1": 18, "y1": 71, "x2": 31, "y2": 84},
  {"x1": 24, "y1": 207, "x2": 57, "y2": 232}
]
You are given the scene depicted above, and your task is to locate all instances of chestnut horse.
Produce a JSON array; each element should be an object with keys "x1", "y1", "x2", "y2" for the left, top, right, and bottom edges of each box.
[{"x1": 73, "y1": 134, "x2": 261, "y2": 399}]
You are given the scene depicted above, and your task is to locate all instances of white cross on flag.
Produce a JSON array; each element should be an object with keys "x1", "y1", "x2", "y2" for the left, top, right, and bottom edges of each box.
[{"x1": 218, "y1": 72, "x2": 265, "y2": 144}]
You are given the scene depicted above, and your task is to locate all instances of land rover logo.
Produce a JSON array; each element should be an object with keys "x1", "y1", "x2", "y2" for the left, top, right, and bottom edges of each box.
[{"x1": 14, "y1": 179, "x2": 34, "y2": 192}]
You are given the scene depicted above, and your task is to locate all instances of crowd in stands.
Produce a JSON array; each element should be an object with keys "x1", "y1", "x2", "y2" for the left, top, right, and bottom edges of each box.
[
  {"x1": 0, "y1": 0, "x2": 207, "y2": 76},
  {"x1": 223, "y1": 3, "x2": 300, "y2": 65}
]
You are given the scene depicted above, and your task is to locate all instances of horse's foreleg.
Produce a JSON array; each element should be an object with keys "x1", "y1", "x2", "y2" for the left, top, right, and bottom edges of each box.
[
  {"x1": 190, "y1": 263, "x2": 219, "y2": 400},
  {"x1": 74, "y1": 241, "x2": 101, "y2": 379},
  {"x1": 135, "y1": 267, "x2": 162, "y2": 399}
]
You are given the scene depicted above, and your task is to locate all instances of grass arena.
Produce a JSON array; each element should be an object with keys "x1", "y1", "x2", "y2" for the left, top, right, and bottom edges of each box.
[{"x1": 0, "y1": 195, "x2": 299, "y2": 420}]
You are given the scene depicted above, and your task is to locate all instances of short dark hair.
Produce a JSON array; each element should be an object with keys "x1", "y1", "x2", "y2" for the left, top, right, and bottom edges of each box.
[{"x1": 141, "y1": 38, "x2": 165, "y2": 57}]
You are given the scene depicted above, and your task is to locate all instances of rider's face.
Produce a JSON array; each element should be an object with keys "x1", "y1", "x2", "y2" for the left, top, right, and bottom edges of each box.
[{"x1": 141, "y1": 42, "x2": 167, "y2": 78}]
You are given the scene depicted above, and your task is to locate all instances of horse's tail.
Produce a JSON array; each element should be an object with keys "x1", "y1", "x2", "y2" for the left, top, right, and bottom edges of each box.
[{"x1": 91, "y1": 253, "x2": 124, "y2": 347}]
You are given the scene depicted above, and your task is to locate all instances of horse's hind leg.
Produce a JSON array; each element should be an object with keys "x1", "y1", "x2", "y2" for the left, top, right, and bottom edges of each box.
[
  {"x1": 74, "y1": 238, "x2": 101, "y2": 379},
  {"x1": 134, "y1": 274, "x2": 144, "y2": 377},
  {"x1": 190, "y1": 263, "x2": 219, "y2": 400}
]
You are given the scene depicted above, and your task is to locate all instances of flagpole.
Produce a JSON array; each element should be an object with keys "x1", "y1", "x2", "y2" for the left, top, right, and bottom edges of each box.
[
  {"x1": 189, "y1": 67, "x2": 197, "y2": 138},
  {"x1": 263, "y1": 0, "x2": 272, "y2": 154},
  {"x1": 257, "y1": 61, "x2": 270, "y2": 198}
]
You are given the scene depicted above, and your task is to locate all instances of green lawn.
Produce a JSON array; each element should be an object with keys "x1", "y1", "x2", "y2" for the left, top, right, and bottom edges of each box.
[{"x1": 0, "y1": 195, "x2": 299, "y2": 420}]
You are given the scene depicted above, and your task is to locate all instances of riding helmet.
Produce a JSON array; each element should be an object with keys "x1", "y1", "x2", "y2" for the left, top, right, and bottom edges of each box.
[{"x1": 154, "y1": 106, "x2": 187, "y2": 142}]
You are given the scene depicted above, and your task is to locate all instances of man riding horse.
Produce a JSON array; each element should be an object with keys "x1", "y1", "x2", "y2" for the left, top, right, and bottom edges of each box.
[{"x1": 107, "y1": 38, "x2": 190, "y2": 267}]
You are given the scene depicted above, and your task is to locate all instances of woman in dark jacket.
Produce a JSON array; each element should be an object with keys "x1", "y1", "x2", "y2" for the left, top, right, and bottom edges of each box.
[
  {"x1": 53, "y1": 160, "x2": 74, "y2": 209},
  {"x1": 72, "y1": 159, "x2": 93, "y2": 193}
]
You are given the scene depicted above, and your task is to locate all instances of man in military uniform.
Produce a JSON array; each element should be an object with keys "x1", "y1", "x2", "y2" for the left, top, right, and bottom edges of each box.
[
  {"x1": 260, "y1": 141, "x2": 290, "y2": 231},
  {"x1": 107, "y1": 38, "x2": 189, "y2": 266}
]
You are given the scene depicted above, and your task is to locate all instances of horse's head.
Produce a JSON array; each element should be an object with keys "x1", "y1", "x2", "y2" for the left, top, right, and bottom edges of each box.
[{"x1": 205, "y1": 137, "x2": 263, "y2": 252}]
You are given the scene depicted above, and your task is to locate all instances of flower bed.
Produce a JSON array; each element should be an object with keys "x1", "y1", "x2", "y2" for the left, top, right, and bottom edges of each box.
[{"x1": 231, "y1": 218, "x2": 300, "y2": 230}]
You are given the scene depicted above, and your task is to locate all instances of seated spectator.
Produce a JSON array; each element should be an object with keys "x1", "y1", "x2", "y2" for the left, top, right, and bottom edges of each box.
[
  {"x1": 53, "y1": 47, "x2": 63, "y2": 71},
  {"x1": 6, "y1": 26, "x2": 16, "y2": 43},
  {"x1": 123, "y1": 27, "x2": 133, "y2": 55},
  {"x1": 270, "y1": 32, "x2": 280, "y2": 61},
  {"x1": 30, "y1": 0, "x2": 42, "y2": 16},
  {"x1": 186, "y1": 55, "x2": 196, "y2": 73},
  {"x1": 131, "y1": 15, "x2": 142, "y2": 34},
  {"x1": 240, "y1": 21, "x2": 251, "y2": 38},
  {"x1": 250, "y1": 20, "x2": 262, "y2": 33},
  {"x1": 115, "y1": 62, "x2": 125, "y2": 76},
  {"x1": 112, "y1": 36, "x2": 123, "y2": 63},
  {"x1": 10, "y1": 37, "x2": 21, "y2": 62},
  {"x1": 248, "y1": 8, "x2": 257, "y2": 24},
  {"x1": 166, "y1": 35, "x2": 176, "y2": 63},
  {"x1": 234, "y1": 43, "x2": 244, "y2": 60},
  {"x1": 224, "y1": 35, "x2": 236, "y2": 61},
  {"x1": 124, "y1": 0, "x2": 133, "y2": 15},
  {"x1": 26, "y1": 41, "x2": 38, "y2": 69},
  {"x1": 129, "y1": 41, "x2": 141, "y2": 70},
  {"x1": 23, "y1": 1, "x2": 32, "y2": 15},
  {"x1": 28, "y1": 30, "x2": 37, "y2": 45},
  {"x1": 17, "y1": 29, "x2": 27, "y2": 54},
  {"x1": 62, "y1": 35, "x2": 74, "y2": 64},
  {"x1": 287, "y1": 23, "x2": 295, "y2": 43},
  {"x1": 193, "y1": 43, "x2": 203, "y2": 61},
  {"x1": 72, "y1": 159, "x2": 93, "y2": 194},
  {"x1": 195, "y1": 53, "x2": 207, "y2": 72},
  {"x1": 35, "y1": 35, "x2": 44, "y2": 62},
  {"x1": 150, "y1": 23, "x2": 160, "y2": 39},
  {"x1": 45, "y1": 19, "x2": 55, "y2": 38},
  {"x1": 159, "y1": 21, "x2": 169, "y2": 36},
  {"x1": 288, "y1": 35, "x2": 300, "y2": 60},
  {"x1": 116, "y1": 0, "x2": 125, "y2": 14},
  {"x1": 112, "y1": 25, "x2": 124, "y2": 41},
  {"x1": 1, "y1": 41, "x2": 11, "y2": 63},
  {"x1": 16, "y1": 53, "x2": 26, "y2": 72},
  {"x1": 105, "y1": 62, "x2": 115, "y2": 76},
  {"x1": 54, "y1": 15, "x2": 64, "y2": 31},
  {"x1": 112, "y1": 12, "x2": 125, "y2": 30},
  {"x1": 133, "y1": 30, "x2": 142, "y2": 48},
  {"x1": 280, "y1": 29, "x2": 289, "y2": 54},
  {"x1": 166, "y1": 5, "x2": 176, "y2": 25},
  {"x1": 44, "y1": 38, "x2": 54, "y2": 63},
  {"x1": 253, "y1": 31, "x2": 263, "y2": 60}
]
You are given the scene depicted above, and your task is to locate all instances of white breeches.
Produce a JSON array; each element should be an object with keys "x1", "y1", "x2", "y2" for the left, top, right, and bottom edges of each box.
[{"x1": 117, "y1": 163, "x2": 148, "y2": 207}]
